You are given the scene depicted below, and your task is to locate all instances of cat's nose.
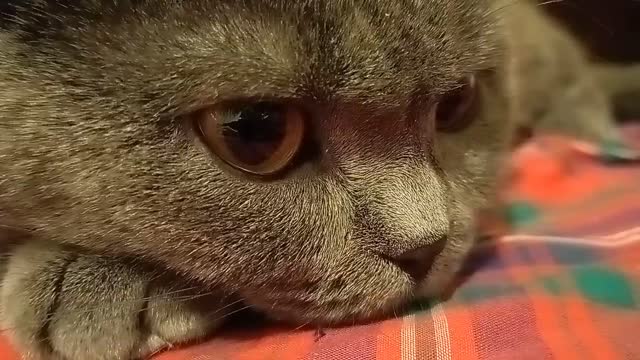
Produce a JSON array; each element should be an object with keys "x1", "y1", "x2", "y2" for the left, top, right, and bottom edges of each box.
[{"x1": 389, "y1": 237, "x2": 447, "y2": 283}]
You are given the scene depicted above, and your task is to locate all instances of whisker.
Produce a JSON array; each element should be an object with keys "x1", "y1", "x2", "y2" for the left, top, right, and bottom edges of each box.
[
  {"x1": 0, "y1": 292, "x2": 243, "y2": 332},
  {"x1": 0, "y1": 300, "x2": 250, "y2": 353},
  {"x1": 485, "y1": 0, "x2": 613, "y2": 39},
  {"x1": 537, "y1": 0, "x2": 614, "y2": 37},
  {"x1": 206, "y1": 297, "x2": 246, "y2": 316},
  {"x1": 292, "y1": 321, "x2": 311, "y2": 332},
  {"x1": 485, "y1": 0, "x2": 566, "y2": 20},
  {"x1": 484, "y1": 0, "x2": 532, "y2": 20},
  {"x1": 537, "y1": 0, "x2": 567, "y2": 6},
  {"x1": 203, "y1": 304, "x2": 253, "y2": 324},
  {"x1": 3, "y1": 285, "x2": 205, "y2": 319}
]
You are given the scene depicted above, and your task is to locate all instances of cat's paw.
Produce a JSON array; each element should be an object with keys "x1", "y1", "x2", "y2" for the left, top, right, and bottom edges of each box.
[{"x1": 1, "y1": 242, "x2": 233, "y2": 360}]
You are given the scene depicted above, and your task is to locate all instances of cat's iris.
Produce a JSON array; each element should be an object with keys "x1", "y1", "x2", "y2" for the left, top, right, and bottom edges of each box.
[{"x1": 197, "y1": 101, "x2": 305, "y2": 176}]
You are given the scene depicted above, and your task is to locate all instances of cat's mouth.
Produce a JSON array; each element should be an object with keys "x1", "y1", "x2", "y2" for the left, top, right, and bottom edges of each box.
[
  {"x1": 237, "y1": 224, "x2": 475, "y2": 329},
  {"x1": 239, "y1": 249, "x2": 462, "y2": 327}
]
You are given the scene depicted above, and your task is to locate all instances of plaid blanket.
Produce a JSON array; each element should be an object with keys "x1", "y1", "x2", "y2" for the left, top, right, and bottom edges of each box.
[{"x1": 2, "y1": 126, "x2": 640, "y2": 360}]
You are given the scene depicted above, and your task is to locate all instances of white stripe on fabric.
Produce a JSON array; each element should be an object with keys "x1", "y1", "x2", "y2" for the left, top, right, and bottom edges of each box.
[
  {"x1": 401, "y1": 314, "x2": 416, "y2": 360},
  {"x1": 431, "y1": 302, "x2": 452, "y2": 360},
  {"x1": 497, "y1": 226, "x2": 640, "y2": 248}
]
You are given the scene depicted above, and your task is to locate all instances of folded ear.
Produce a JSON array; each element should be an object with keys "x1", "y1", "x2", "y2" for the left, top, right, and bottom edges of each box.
[{"x1": 593, "y1": 63, "x2": 640, "y2": 121}]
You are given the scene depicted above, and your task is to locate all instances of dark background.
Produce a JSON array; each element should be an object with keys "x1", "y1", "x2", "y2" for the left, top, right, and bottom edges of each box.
[{"x1": 540, "y1": 0, "x2": 640, "y2": 63}]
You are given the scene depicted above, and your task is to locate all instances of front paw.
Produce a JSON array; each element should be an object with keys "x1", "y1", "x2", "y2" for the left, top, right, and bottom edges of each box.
[{"x1": 1, "y1": 242, "x2": 234, "y2": 360}]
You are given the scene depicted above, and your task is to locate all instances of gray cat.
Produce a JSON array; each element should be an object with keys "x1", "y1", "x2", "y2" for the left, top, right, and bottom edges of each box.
[{"x1": 0, "y1": 1, "x2": 638, "y2": 359}]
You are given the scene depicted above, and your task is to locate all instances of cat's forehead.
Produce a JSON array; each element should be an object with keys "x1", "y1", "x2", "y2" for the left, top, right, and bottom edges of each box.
[{"x1": 8, "y1": 0, "x2": 503, "y2": 105}]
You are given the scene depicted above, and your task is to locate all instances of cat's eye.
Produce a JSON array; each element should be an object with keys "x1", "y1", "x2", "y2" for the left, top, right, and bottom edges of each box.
[
  {"x1": 196, "y1": 102, "x2": 305, "y2": 176},
  {"x1": 435, "y1": 75, "x2": 478, "y2": 133}
]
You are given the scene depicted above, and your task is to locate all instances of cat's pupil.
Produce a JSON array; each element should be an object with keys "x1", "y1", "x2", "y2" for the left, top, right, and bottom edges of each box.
[
  {"x1": 435, "y1": 75, "x2": 477, "y2": 133},
  {"x1": 222, "y1": 103, "x2": 286, "y2": 166}
]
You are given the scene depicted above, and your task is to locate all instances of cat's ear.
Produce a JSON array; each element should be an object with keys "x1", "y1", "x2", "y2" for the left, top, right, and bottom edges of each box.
[{"x1": 593, "y1": 63, "x2": 640, "y2": 120}]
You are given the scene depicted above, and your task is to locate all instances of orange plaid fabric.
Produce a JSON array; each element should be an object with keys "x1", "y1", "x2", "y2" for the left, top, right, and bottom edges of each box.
[{"x1": 3, "y1": 125, "x2": 640, "y2": 360}]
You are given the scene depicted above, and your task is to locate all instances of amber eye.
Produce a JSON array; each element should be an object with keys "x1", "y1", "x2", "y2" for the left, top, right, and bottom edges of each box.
[
  {"x1": 435, "y1": 75, "x2": 478, "y2": 133},
  {"x1": 197, "y1": 102, "x2": 305, "y2": 176}
]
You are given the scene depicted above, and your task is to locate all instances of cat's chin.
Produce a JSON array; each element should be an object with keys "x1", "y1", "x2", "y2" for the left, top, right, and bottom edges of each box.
[
  {"x1": 242, "y1": 274, "x2": 415, "y2": 327},
  {"x1": 242, "y1": 276, "x2": 459, "y2": 328},
  {"x1": 254, "y1": 299, "x2": 413, "y2": 329},
  {"x1": 248, "y1": 277, "x2": 457, "y2": 328},
  {"x1": 246, "y1": 294, "x2": 412, "y2": 328}
]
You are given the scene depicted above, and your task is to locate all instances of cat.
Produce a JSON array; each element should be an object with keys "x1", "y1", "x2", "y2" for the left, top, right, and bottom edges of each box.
[{"x1": 0, "y1": 1, "x2": 638, "y2": 359}]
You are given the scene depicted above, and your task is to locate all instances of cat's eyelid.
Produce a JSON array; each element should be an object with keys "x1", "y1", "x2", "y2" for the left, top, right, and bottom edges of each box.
[{"x1": 167, "y1": 94, "x2": 307, "y2": 120}]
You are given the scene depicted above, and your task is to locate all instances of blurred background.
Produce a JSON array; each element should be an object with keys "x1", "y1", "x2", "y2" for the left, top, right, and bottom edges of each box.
[{"x1": 540, "y1": 0, "x2": 640, "y2": 63}]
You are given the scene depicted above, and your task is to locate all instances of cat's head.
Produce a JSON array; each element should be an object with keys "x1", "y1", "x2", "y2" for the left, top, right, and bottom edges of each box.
[{"x1": 1, "y1": 0, "x2": 512, "y2": 325}]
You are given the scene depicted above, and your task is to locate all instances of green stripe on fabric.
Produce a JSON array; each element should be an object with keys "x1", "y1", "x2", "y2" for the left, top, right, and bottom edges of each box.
[
  {"x1": 572, "y1": 266, "x2": 637, "y2": 309},
  {"x1": 539, "y1": 276, "x2": 564, "y2": 296},
  {"x1": 505, "y1": 202, "x2": 540, "y2": 227}
]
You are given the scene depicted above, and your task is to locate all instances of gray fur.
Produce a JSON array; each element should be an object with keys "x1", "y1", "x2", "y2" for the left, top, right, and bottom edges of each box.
[{"x1": 0, "y1": 1, "x2": 635, "y2": 359}]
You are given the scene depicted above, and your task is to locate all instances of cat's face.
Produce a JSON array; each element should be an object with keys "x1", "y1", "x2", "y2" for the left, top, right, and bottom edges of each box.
[{"x1": 2, "y1": 0, "x2": 513, "y2": 325}]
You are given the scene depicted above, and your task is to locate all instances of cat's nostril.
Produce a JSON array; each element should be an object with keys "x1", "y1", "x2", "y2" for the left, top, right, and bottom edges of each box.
[{"x1": 390, "y1": 237, "x2": 447, "y2": 283}]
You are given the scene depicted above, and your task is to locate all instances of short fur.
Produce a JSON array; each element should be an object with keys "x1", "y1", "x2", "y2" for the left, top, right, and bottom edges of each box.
[{"x1": 0, "y1": 1, "x2": 636, "y2": 359}]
